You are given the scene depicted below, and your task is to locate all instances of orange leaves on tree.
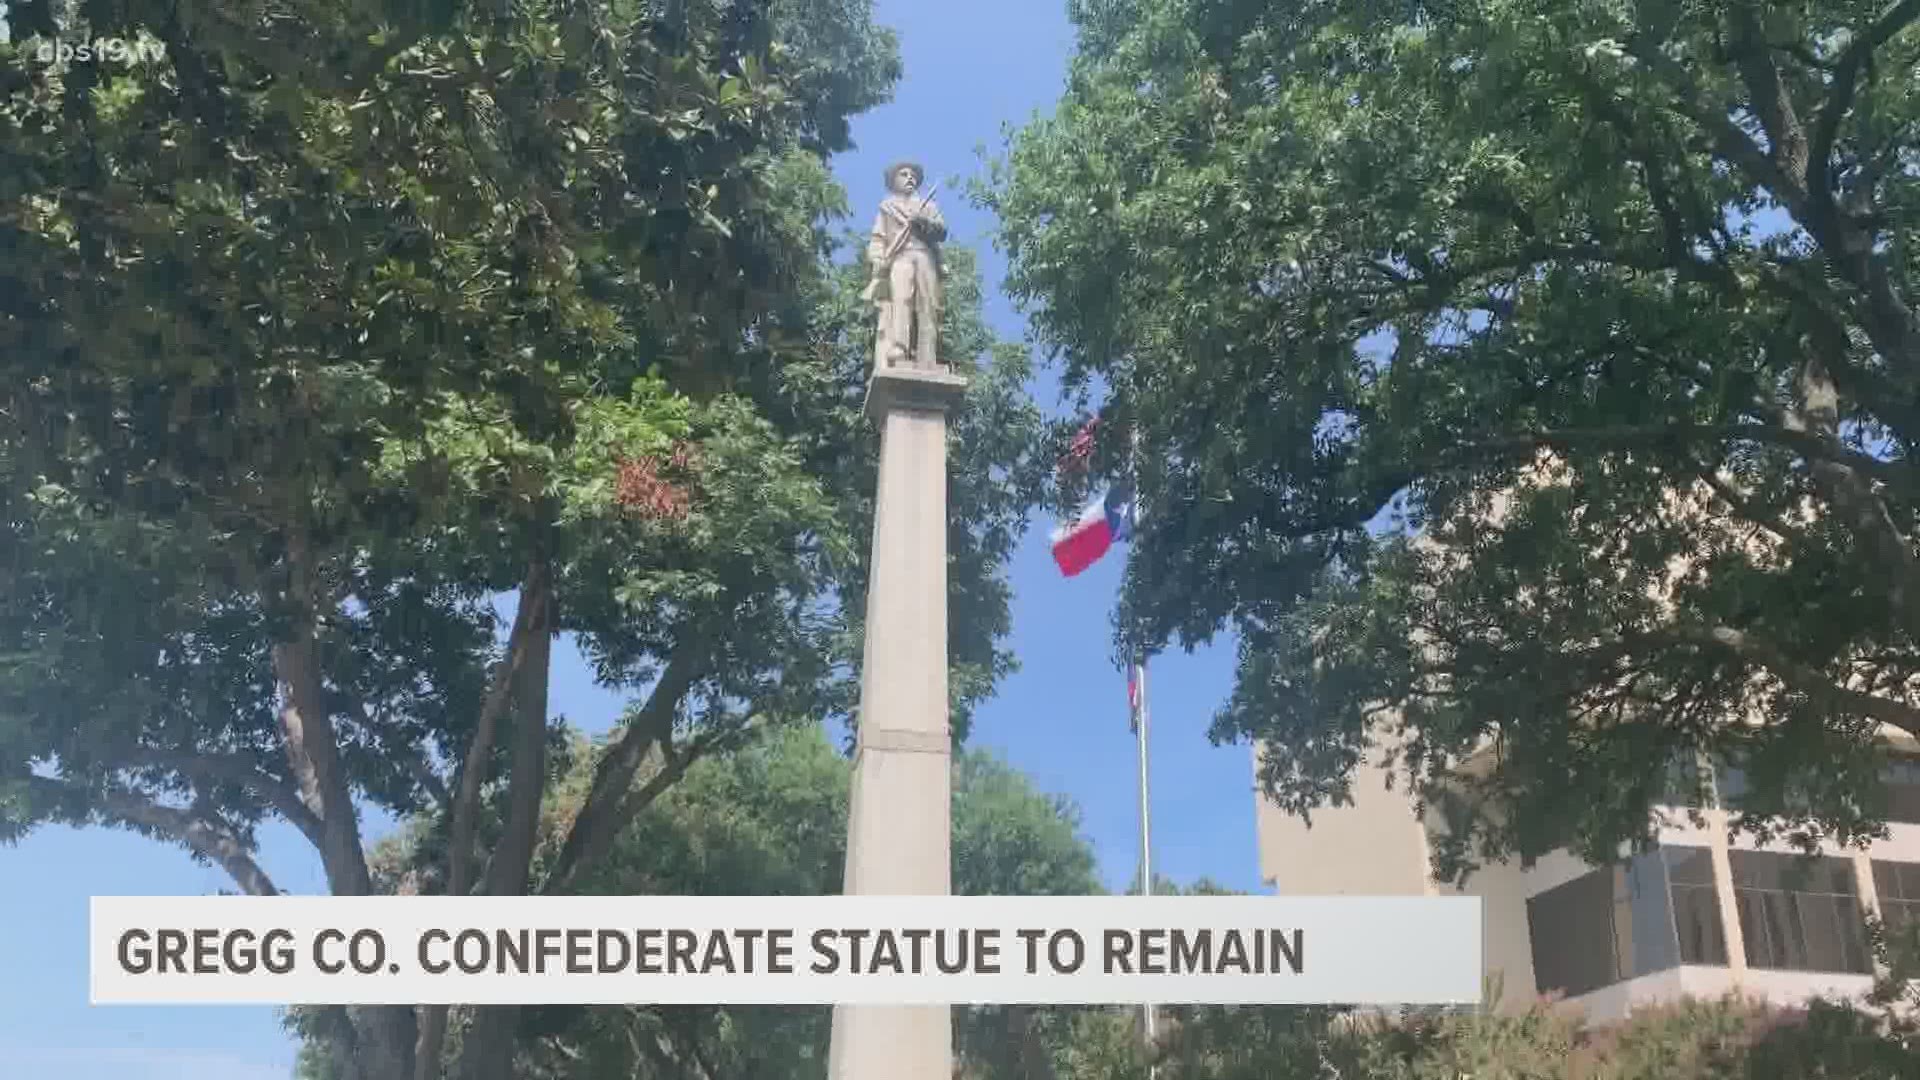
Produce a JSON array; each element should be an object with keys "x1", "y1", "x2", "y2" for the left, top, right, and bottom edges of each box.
[{"x1": 614, "y1": 441, "x2": 700, "y2": 521}]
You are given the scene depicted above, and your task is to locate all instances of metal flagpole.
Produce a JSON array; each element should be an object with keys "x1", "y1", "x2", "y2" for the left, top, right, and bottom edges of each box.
[
  {"x1": 1131, "y1": 657, "x2": 1158, "y2": 1067},
  {"x1": 1126, "y1": 418, "x2": 1158, "y2": 1074}
]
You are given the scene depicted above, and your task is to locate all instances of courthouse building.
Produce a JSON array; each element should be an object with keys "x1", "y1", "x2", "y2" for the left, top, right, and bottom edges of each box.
[{"x1": 1253, "y1": 734, "x2": 1920, "y2": 1022}]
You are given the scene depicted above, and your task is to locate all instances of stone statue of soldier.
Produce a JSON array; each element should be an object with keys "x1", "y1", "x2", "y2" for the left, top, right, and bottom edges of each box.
[{"x1": 864, "y1": 160, "x2": 947, "y2": 370}]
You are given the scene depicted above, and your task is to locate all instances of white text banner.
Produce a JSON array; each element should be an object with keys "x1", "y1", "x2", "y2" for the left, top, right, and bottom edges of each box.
[{"x1": 91, "y1": 894, "x2": 1482, "y2": 1006}]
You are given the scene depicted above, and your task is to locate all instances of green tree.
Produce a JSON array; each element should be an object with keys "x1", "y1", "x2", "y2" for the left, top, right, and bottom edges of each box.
[
  {"x1": 0, "y1": 3, "x2": 1044, "y2": 1078},
  {"x1": 291, "y1": 723, "x2": 1105, "y2": 1079},
  {"x1": 990, "y1": 0, "x2": 1920, "y2": 876},
  {"x1": 951, "y1": 744, "x2": 1108, "y2": 1080}
]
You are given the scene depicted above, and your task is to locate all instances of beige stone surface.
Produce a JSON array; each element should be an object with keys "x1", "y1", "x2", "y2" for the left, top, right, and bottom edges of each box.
[
  {"x1": 1253, "y1": 736, "x2": 1432, "y2": 898},
  {"x1": 828, "y1": 365, "x2": 967, "y2": 1079}
]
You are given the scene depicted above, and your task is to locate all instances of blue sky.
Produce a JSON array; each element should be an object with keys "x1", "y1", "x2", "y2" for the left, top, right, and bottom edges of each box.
[{"x1": 0, "y1": 2, "x2": 1258, "y2": 1075}]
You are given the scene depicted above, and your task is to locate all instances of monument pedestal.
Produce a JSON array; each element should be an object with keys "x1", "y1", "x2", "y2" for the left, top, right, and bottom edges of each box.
[{"x1": 829, "y1": 365, "x2": 968, "y2": 1080}]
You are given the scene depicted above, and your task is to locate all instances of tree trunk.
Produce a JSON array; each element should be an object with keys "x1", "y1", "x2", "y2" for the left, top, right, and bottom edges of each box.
[
  {"x1": 456, "y1": 1009, "x2": 521, "y2": 1080},
  {"x1": 1007, "y1": 1006, "x2": 1056, "y2": 1080},
  {"x1": 485, "y1": 563, "x2": 554, "y2": 897},
  {"x1": 272, "y1": 531, "x2": 419, "y2": 1079},
  {"x1": 455, "y1": 559, "x2": 557, "y2": 1080},
  {"x1": 274, "y1": 632, "x2": 375, "y2": 897},
  {"x1": 542, "y1": 631, "x2": 705, "y2": 894},
  {"x1": 353, "y1": 1006, "x2": 423, "y2": 1080}
]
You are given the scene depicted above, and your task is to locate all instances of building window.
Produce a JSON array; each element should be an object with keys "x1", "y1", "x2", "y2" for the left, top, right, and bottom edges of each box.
[
  {"x1": 1729, "y1": 851, "x2": 1872, "y2": 974},
  {"x1": 1526, "y1": 846, "x2": 1726, "y2": 999},
  {"x1": 1665, "y1": 847, "x2": 1729, "y2": 966},
  {"x1": 1872, "y1": 859, "x2": 1920, "y2": 930},
  {"x1": 1886, "y1": 759, "x2": 1920, "y2": 826},
  {"x1": 1718, "y1": 759, "x2": 1920, "y2": 826},
  {"x1": 1714, "y1": 763, "x2": 1747, "y2": 804},
  {"x1": 1659, "y1": 752, "x2": 1711, "y2": 806},
  {"x1": 1528, "y1": 866, "x2": 1619, "y2": 998}
]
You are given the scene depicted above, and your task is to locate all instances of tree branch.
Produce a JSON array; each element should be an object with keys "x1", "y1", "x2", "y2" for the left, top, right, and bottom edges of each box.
[
  {"x1": 420, "y1": 560, "x2": 553, "y2": 1080},
  {"x1": 1727, "y1": 3, "x2": 1812, "y2": 182},
  {"x1": 273, "y1": 526, "x2": 373, "y2": 896},
  {"x1": 608, "y1": 716, "x2": 758, "y2": 838},
  {"x1": 307, "y1": 1006, "x2": 367, "y2": 1080},
  {"x1": 339, "y1": 689, "x2": 451, "y2": 811},
  {"x1": 1810, "y1": 0, "x2": 1920, "y2": 213},
  {"x1": 541, "y1": 633, "x2": 707, "y2": 894},
  {"x1": 445, "y1": 562, "x2": 547, "y2": 899},
  {"x1": 663, "y1": 1010, "x2": 720, "y2": 1080},
  {"x1": 411, "y1": 1018, "x2": 445, "y2": 1080},
  {"x1": 124, "y1": 748, "x2": 324, "y2": 852},
  {"x1": 482, "y1": 556, "x2": 555, "y2": 897},
  {"x1": 1783, "y1": 356, "x2": 1920, "y2": 638},
  {"x1": 1459, "y1": 422, "x2": 1910, "y2": 486},
  {"x1": 1627, "y1": 36, "x2": 1808, "y2": 213},
  {"x1": 1771, "y1": 270, "x2": 1920, "y2": 448},
  {"x1": 1676, "y1": 625, "x2": 1920, "y2": 741},
  {"x1": 1568, "y1": 72, "x2": 1735, "y2": 283},
  {"x1": 1690, "y1": 465, "x2": 1801, "y2": 546},
  {"x1": 29, "y1": 777, "x2": 279, "y2": 896},
  {"x1": 542, "y1": 711, "x2": 773, "y2": 896}
]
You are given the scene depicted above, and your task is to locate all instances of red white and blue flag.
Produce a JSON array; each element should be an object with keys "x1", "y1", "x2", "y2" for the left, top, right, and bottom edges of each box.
[
  {"x1": 1049, "y1": 482, "x2": 1136, "y2": 577},
  {"x1": 1050, "y1": 413, "x2": 1151, "y2": 734}
]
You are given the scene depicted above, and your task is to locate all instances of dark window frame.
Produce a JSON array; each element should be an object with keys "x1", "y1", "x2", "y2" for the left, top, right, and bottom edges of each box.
[
  {"x1": 1525, "y1": 845, "x2": 1727, "y2": 999},
  {"x1": 1664, "y1": 847, "x2": 1728, "y2": 966},
  {"x1": 1729, "y1": 851, "x2": 1872, "y2": 975},
  {"x1": 1717, "y1": 756, "x2": 1920, "y2": 826},
  {"x1": 1872, "y1": 858, "x2": 1920, "y2": 931},
  {"x1": 1886, "y1": 758, "x2": 1920, "y2": 826},
  {"x1": 1526, "y1": 866, "x2": 1620, "y2": 998}
]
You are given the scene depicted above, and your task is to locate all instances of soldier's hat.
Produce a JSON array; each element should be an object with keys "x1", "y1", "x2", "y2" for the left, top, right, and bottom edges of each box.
[{"x1": 883, "y1": 161, "x2": 926, "y2": 192}]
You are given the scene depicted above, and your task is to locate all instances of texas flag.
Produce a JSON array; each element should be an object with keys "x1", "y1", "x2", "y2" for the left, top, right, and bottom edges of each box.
[{"x1": 1049, "y1": 483, "x2": 1136, "y2": 577}]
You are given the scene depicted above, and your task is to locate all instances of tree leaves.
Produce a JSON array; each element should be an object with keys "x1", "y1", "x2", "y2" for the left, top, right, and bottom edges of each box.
[
  {"x1": 315, "y1": 725, "x2": 1104, "y2": 1080},
  {"x1": 3, "y1": 2, "x2": 1044, "y2": 1073},
  {"x1": 996, "y1": 0, "x2": 1920, "y2": 875}
]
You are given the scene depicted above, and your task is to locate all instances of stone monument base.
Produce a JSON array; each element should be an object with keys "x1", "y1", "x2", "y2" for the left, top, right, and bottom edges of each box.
[
  {"x1": 862, "y1": 363, "x2": 968, "y2": 424},
  {"x1": 830, "y1": 361, "x2": 968, "y2": 1080}
]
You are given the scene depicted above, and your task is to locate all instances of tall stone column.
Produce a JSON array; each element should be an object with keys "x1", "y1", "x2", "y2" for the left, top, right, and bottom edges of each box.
[{"x1": 828, "y1": 365, "x2": 967, "y2": 1080}]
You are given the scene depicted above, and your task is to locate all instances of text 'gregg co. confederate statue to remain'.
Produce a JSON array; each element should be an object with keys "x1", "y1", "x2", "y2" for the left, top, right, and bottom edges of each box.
[{"x1": 863, "y1": 160, "x2": 947, "y2": 371}]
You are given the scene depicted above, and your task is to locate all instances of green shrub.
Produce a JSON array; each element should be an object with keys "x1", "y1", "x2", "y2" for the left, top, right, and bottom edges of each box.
[{"x1": 1134, "y1": 994, "x2": 1916, "y2": 1080}]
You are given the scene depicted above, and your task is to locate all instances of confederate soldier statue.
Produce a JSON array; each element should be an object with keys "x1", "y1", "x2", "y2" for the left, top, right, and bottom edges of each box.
[{"x1": 864, "y1": 160, "x2": 947, "y2": 370}]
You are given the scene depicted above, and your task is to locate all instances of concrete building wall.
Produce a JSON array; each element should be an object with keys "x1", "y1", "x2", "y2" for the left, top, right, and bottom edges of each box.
[
  {"x1": 1439, "y1": 840, "x2": 1593, "y2": 1010},
  {"x1": 1654, "y1": 815, "x2": 1920, "y2": 865},
  {"x1": 1555, "y1": 966, "x2": 1874, "y2": 1024},
  {"x1": 1252, "y1": 740, "x2": 1431, "y2": 897}
]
